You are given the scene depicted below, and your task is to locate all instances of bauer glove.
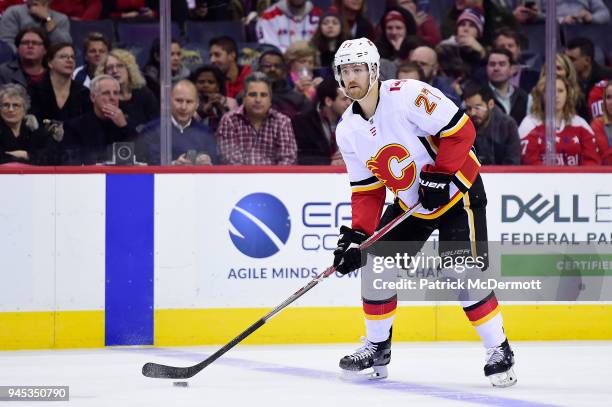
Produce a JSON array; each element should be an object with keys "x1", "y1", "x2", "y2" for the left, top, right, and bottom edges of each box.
[
  {"x1": 333, "y1": 225, "x2": 368, "y2": 275},
  {"x1": 418, "y1": 164, "x2": 453, "y2": 210}
]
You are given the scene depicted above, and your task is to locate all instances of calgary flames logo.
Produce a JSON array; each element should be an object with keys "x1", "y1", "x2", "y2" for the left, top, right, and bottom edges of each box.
[{"x1": 366, "y1": 144, "x2": 417, "y2": 194}]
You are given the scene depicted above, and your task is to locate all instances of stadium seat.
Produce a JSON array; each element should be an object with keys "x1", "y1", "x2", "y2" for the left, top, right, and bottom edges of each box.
[
  {"x1": 366, "y1": 0, "x2": 386, "y2": 25},
  {"x1": 116, "y1": 22, "x2": 181, "y2": 46},
  {"x1": 311, "y1": 0, "x2": 332, "y2": 9},
  {"x1": 429, "y1": 0, "x2": 453, "y2": 24},
  {"x1": 185, "y1": 20, "x2": 245, "y2": 45},
  {"x1": 182, "y1": 42, "x2": 208, "y2": 70},
  {"x1": 522, "y1": 23, "x2": 548, "y2": 60},
  {"x1": 0, "y1": 40, "x2": 14, "y2": 64},
  {"x1": 116, "y1": 22, "x2": 181, "y2": 69},
  {"x1": 69, "y1": 19, "x2": 115, "y2": 48}
]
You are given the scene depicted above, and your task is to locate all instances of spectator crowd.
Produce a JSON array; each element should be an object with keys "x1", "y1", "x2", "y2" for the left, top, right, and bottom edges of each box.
[{"x1": 0, "y1": 0, "x2": 611, "y2": 167}]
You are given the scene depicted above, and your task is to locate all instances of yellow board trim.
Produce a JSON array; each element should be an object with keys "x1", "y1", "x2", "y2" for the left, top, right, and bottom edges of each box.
[
  {"x1": 0, "y1": 311, "x2": 104, "y2": 350},
  {"x1": 154, "y1": 304, "x2": 612, "y2": 346},
  {"x1": 2, "y1": 305, "x2": 612, "y2": 349}
]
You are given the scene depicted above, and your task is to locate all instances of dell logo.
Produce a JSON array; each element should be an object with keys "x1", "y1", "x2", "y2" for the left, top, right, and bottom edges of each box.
[{"x1": 501, "y1": 194, "x2": 589, "y2": 223}]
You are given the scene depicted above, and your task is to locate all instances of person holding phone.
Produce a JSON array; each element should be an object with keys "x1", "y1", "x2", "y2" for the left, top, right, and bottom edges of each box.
[{"x1": 512, "y1": 0, "x2": 542, "y2": 24}]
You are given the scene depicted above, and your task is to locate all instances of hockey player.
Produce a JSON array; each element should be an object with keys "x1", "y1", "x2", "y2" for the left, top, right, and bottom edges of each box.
[{"x1": 331, "y1": 38, "x2": 516, "y2": 387}]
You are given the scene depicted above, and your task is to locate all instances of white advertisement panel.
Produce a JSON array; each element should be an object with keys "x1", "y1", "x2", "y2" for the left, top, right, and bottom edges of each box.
[
  {"x1": 0, "y1": 175, "x2": 56, "y2": 311},
  {"x1": 155, "y1": 172, "x2": 612, "y2": 309},
  {"x1": 482, "y1": 173, "x2": 612, "y2": 242},
  {"x1": 0, "y1": 175, "x2": 106, "y2": 312},
  {"x1": 155, "y1": 173, "x2": 365, "y2": 309}
]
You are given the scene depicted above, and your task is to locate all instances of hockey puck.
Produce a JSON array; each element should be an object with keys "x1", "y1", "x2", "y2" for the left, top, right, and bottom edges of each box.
[{"x1": 173, "y1": 381, "x2": 188, "y2": 387}]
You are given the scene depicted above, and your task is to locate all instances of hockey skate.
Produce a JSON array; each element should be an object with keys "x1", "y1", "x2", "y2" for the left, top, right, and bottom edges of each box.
[
  {"x1": 339, "y1": 335, "x2": 391, "y2": 380},
  {"x1": 485, "y1": 339, "x2": 517, "y2": 387}
]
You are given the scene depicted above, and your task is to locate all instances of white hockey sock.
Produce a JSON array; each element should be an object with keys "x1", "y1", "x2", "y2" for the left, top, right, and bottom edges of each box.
[
  {"x1": 461, "y1": 297, "x2": 506, "y2": 349},
  {"x1": 365, "y1": 316, "x2": 394, "y2": 343}
]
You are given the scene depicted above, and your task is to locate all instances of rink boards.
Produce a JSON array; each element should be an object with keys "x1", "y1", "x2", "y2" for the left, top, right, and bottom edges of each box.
[{"x1": 1, "y1": 167, "x2": 611, "y2": 349}]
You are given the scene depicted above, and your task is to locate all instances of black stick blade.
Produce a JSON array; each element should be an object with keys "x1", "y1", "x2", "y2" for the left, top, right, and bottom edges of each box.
[{"x1": 142, "y1": 362, "x2": 197, "y2": 379}]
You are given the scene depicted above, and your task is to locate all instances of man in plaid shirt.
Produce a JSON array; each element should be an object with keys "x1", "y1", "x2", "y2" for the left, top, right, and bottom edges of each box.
[{"x1": 217, "y1": 72, "x2": 297, "y2": 165}]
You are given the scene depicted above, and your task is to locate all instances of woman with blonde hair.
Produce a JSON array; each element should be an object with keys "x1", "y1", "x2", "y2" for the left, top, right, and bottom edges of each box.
[
  {"x1": 590, "y1": 81, "x2": 612, "y2": 165},
  {"x1": 519, "y1": 75, "x2": 600, "y2": 165},
  {"x1": 96, "y1": 48, "x2": 159, "y2": 130},
  {"x1": 284, "y1": 41, "x2": 323, "y2": 101}
]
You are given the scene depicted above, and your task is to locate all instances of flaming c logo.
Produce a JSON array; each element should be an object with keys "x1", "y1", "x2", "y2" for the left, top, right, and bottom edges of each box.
[{"x1": 366, "y1": 144, "x2": 417, "y2": 194}]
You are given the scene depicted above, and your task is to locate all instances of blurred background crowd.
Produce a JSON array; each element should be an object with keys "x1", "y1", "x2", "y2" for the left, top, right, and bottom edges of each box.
[{"x1": 0, "y1": 0, "x2": 610, "y2": 167}]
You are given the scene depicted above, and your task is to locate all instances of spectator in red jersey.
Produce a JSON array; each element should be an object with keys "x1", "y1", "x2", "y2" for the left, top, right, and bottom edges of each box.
[
  {"x1": 590, "y1": 80, "x2": 612, "y2": 165},
  {"x1": 256, "y1": 0, "x2": 322, "y2": 53},
  {"x1": 208, "y1": 36, "x2": 251, "y2": 99},
  {"x1": 565, "y1": 37, "x2": 612, "y2": 120},
  {"x1": 385, "y1": 0, "x2": 441, "y2": 46},
  {"x1": 0, "y1": 26, "x2": 48, "y2": 87},
  {"x1": 333, "y1": 0, "x2": 374, "y2": 40},
  {"x1": 588, "y1": 80, "x2": 609, "y2": 120},
  {"x1": 519, "y1": 76, "x2": 601, "y2": 166},
  {"x1": 216, "y1": 72, "x2": 297, "y2": 165},
  {"x1": 50, "y1": 0, "x2": 101, "y2": 20}
]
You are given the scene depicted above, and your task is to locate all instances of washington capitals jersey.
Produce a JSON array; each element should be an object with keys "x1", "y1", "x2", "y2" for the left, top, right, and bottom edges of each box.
[{"x1": 336, "y1": 79, "x2": 481, "y2": 235}]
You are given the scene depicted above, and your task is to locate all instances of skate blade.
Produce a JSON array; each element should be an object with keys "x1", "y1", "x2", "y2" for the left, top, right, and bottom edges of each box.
[
  {"x1": 340, "y1": 365, "x2": 388, "y2": 381},
  {"x1": 488, "y1": 367, "x2": 517, "y2": 387}
]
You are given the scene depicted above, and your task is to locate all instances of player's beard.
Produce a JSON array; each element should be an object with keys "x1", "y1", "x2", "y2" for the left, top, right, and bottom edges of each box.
[{"x1": 346, "y1": 82, "x2": 368, "y2": 100}]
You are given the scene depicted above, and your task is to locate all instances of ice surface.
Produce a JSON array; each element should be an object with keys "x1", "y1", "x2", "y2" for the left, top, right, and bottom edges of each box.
[{"x1": 1, "y1": 341, "x2": 610, "y2": 406}]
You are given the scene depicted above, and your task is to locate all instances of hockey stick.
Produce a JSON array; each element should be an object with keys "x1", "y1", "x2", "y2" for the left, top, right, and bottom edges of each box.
[{"x1": 142, "y1": 202, "x2": 423, "y2": 379}]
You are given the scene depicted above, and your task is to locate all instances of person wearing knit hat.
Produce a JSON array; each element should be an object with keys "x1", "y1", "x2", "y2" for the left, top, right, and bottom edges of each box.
[
  {"x1": 438, "y1": 6, "x2": 486, "y2": 75},
  {"x1": 375, "y1": 6, "x2": 419, "y2": 62},
  {"x1": 457, "y1": 8, "x2": 484, "y2": 38},
  {"x1": 440, "y1": 7, "x2": 486, "y2": 60}
]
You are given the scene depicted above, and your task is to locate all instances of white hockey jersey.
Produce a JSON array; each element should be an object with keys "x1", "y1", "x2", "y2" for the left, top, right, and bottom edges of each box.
[
  {"x1": 255, "y1": 1, "x2": 322, "y2": 53},
  {"x1": 336, "y1": 79, "x2": 481, "y2": 234}
]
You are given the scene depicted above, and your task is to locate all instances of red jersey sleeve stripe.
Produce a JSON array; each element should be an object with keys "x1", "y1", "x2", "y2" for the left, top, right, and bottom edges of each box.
[{"x1": 351, "y1": 187, "x2": 386, "y2": 235}]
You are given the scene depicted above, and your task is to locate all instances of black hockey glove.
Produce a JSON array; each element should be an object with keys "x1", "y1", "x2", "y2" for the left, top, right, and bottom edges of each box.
[
  {"x1": 418, "y1": 165, "x2": 453, "y2": 210},
  {"x1": 333, "y1": 226, "x2": 369, "y2": 275}
]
